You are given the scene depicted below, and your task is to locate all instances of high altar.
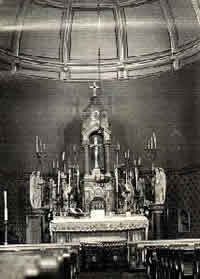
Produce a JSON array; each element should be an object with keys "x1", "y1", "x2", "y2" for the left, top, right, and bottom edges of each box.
[
  {"x1": 48, "y1": 83, "x2": 149, "y2": 244},
  {"x1": 28, "y1": 82, "x2": 167, "y2": 244}
]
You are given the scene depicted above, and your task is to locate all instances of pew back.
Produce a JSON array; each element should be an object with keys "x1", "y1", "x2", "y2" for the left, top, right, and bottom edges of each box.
[{"x1": 0, "y1": 243, "x2": 80, "y2": 279}]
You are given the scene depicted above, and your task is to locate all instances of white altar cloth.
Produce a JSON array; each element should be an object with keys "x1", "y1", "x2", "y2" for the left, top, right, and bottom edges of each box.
[{"x1": 50, "y1": 215, "x2": 149, "y2": 243}]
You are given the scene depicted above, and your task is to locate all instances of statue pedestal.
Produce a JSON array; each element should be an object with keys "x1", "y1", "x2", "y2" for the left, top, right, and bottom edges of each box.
[
  {"x1": 26, "y1": 208, "x2": 47, "y2": 244},
  {"x1": 149, "y1": 204, "x2": 165, "y2": 240}
]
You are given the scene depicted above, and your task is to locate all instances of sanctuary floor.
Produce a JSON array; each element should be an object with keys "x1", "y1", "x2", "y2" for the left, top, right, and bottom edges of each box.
[{"x1": 80, "y1": 271, "x2": 147, "y2": 279}]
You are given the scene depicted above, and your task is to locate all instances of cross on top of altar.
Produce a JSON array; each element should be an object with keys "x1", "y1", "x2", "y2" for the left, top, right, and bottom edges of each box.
[
  {"x1": 89, "y1": 82, "x2": 100, "y2": 97},
  {"x1": 90, "y1": 135, "x2": 102, "y2": 169}
]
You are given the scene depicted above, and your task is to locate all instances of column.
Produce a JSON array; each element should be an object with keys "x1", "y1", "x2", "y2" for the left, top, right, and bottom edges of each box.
[
  {"x1": 84, "y1": 144, "x2": 89, "y2": 176},
  {"x1": 105, "y1": 143, "x2": 110, "y2": 176},
  {"x1": 149, "y1": 204, "x2": 165, "y2": 240}
]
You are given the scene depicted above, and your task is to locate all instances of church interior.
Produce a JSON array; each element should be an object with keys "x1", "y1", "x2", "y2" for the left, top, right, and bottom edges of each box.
[{"x1": 1, "y1": 0, "x2": 200, "y2": 278}]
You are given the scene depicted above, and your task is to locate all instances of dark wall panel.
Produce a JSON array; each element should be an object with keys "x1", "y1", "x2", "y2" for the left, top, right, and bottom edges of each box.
[{"x1": 0, "y1": 61, "x2": 199, "y2": 174}]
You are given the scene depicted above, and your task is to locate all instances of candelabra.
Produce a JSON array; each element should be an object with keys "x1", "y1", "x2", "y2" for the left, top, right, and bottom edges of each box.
[
  {"x1": 144, "y1": 132, "x2": 157, "y2": 169},
  {"x1": 35, "y1": 136, "x2": 47, "y2": 176},
  {"x1": 35, "y1": 136, "x2": 47, "y2": 159}
]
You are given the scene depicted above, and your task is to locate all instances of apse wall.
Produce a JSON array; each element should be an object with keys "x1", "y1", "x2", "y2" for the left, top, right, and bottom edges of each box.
[
  {"x1": 0, "y1": 60, "x2": 200, "y2": 240},
  {"x1": 0, "y1": 62, "x2": 199, "y2": 174}
]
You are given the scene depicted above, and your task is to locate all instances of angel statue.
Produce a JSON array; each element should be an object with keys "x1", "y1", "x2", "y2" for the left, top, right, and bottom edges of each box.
[
  {"x1": 30, "y1": 171, "x2": 44, "y2": 209},
  {"x1": 122, "y1": 181, "x2": 135, "y2": 212},
  {"x1": 62, "y1": 178, "x2": 72, "y2": 211},
  {"x1": 152, "y1": 167, "x2": 167, "y2": 204}
]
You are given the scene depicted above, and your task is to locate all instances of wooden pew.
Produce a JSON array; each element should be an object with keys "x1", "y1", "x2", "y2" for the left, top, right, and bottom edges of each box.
[
  {"x1": 193, "y1": 245, "x2": 200, "y2": 279},
  {"x1": 0, "y1": 243, "x2": 80, "y2": 279},
  {"x1": 128, "y1": 239, "x2": 200, "y2": 277}
]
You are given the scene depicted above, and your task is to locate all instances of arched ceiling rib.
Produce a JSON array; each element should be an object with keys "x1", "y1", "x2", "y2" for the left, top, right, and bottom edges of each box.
[{"x1": 0, "y1": 0, "x2": 200, "y2": 80}]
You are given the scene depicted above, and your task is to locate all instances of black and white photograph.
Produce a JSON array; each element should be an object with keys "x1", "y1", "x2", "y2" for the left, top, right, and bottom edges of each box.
[{"x1": 0, "y1": 0, "x2": 200, "y2": 278}]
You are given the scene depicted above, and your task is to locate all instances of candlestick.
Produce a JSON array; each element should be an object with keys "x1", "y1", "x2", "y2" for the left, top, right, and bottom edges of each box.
[
  {"x1": 117, "y1": 143, "x2": 120, "y2": 150},
  {"x1": 125, "y1": 170, "x2": 128, "y2": 184},
  {"x1": 4, "y1": 209, "x2": 8, "y2": 222},
  {"x1": 135, "y1": 167, "x2": 139, "y2": 190},
  {"x1": 36, "y1": 136, "x2": 39, "y2": 153},
  {"x1": 64, "y1": 163, "x2": 67, "y2": 173},
  {"x1": 57, "y1": 170, "x2": 60, "y2": 194},
  {"x1": 150, "y1": 136, "x2": 153, "y2": 149},
  {"x1": 77, "y1": 167, "x2": 80, "y2": 191},
  {"x1": 147, "y1": 140, "x2": 150, "y2": 150},
  {"x1": 52, "y1": 160, "x2": 55, "y2": 169},
  {"x1": 39, "y1": 137, "x2": 43, "y2": 153},
  {"x1": 73, "y1": 144, "x2": 76, "y2": 152},
  {"x1": 4, "y1": 191, "x2": 8, "y2": 221},
  {"x1": 69, "y1": 169, "x2": 71, "y2": 187},
  {"x1": 115, "y1": 167, "x2": 118, "y2": 193},
  {"x1": 153, "y1": 132, "x2": 157, "y2": 149}
]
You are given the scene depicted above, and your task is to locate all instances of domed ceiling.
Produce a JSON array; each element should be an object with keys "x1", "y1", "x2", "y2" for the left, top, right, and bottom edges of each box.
[{"x1": 0, "y1": 0, "x2": 200, "y2": 80}]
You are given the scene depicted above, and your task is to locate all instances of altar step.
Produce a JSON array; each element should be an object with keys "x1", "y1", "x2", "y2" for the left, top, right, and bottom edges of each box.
[{"x1": 80, "y1": 271, "x2": 147, "y2": 279}]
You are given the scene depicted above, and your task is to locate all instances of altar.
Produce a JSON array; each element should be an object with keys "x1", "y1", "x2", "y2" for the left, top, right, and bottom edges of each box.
[
  {"x1": 29, "y1": 82, "x2": 157, "y2": 245},
  {"x1": 50, "y1": 215, "x2": 149, "y2": 244}
]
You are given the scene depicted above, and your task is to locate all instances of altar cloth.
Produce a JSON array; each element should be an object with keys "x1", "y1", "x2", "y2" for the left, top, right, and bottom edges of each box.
[{"x1": 50, "y1": 215, "x2": 149, "y2": 233}]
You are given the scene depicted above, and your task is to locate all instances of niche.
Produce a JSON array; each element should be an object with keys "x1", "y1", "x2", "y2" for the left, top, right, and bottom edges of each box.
[{"x1": 178, "y1": 209, "x2": 190, "y2": 233}]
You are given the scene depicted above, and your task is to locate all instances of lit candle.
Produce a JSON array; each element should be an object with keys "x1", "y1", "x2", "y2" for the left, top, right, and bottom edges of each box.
[
  {"x1": 39, "y1": 137, "x2": 43, "y2": 152},
  {"x1": 77, "y1": 167, "x2": 79, "y2": 178},
  {"x1": 64, "y1": 163, "x2": 67, "y2": 173},
  {"x1": 135, "y1": 167, "x2": 139, "y2": 190},
  {"x1": 69, "y1": 169, "x2": 71, "y2": 186},
  {"x1": 77, "y1": 167, "x2": 80, "y2": 188},
  {"x1": 4, "y1": 191, "x2": 8, "y2": 221},
  {"x1": 153, "y1": 132, "x2": 157, "y2": 149},
  {"x1": 57, "y1": 170, "x2": 60, "y2": 194},
  {"x1": 115, "y1": 167, "x2": 118, "y2": 193},
  {"x1": 62, "y1": 152, "x2": 65, "y2": 161},
  {"x1": 138, "y1": 157, "x2": 141, "y2": 166},
  {"x1": 127, "y1": 149, "x2": 130, "y2": 159},
  {"x1": 117, "y1": 143, "x2": 120, "y2": 151},
  {"x1": 73, "y1": 144, "x2": 76, "y2": 152},
  {"x1": 150, "y1": 136, "x2": 153, "y2": 149},
  {"x1": 36, "y1": 136, "x2": 39, "y2": 153},
  {"x1": 52, "y1": 160, "x2": 55, "y2": 169},
  {"x1": 116, "y1": 152, "x2": 119, "y2": 166}
]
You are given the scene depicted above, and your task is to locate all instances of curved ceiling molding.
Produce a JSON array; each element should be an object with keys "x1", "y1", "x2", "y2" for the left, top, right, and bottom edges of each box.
[
  {"x1": 33, "y1": 0, "x2": 155, "y2": 8},
  {"x1": 0, "y1": 0, "x2": 200, "y2": 80}
]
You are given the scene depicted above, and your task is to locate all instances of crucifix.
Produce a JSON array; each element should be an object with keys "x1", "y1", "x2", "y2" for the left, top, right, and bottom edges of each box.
[
  {"x1": 89, "y1": 82, "x2": 100, "y2": 97},
  {"x1": 90, "y1": 135, "x2": 102, "y2": 169}
]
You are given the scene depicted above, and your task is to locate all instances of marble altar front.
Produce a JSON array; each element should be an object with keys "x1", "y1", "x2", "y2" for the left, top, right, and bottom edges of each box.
[{"x1": 50, "y1": 215, "x2": 149, "y2": 244}]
